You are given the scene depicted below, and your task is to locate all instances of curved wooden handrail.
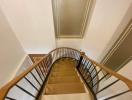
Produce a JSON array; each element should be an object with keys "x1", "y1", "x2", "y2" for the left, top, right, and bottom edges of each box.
[
  {"x1": 48, "y1": 47, "x2": 81, "y2": 54},
  {"x1": 0, "y1": 47, "x2": 132, "y2": 99},
  {"x1": 54, "y1": 47, "x2": 132, "y2": 91}
]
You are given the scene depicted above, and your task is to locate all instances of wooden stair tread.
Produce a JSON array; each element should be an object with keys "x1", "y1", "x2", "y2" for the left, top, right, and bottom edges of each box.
[
  {"x1": 50, "y1": 72, "x2": 77, "y2": 77},
  {"x1": 52, "y1": 68, "x2": 76, "y2": 72},
  {"x1": 48, "y1": 76, "x2": 80, "y2": 83},
  {"x1": 42, "y1": 93, "x2": 92, "y2": 100},
  {"x1": 45, "y1": 83, "x2": 86, "y2": 94},
  {"x1": 52, "y1": 68, "x2": 75, "y2": 71}
]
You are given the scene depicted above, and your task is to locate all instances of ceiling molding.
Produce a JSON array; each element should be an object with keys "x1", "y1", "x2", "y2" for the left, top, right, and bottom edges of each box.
[{"x1": 52, "y1": 0, "x2": 94, "y2": 38}]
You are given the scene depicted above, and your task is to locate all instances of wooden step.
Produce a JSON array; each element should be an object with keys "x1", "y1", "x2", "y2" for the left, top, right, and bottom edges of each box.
[
  {"x1": 45, "y1": 83, "x2": 86, "y2": 94},
  {"x1": 50, "y1": 71, "x2": 77, "y2": 77},
  {"x1": 53, "y1": 65, "x2": 75, "y2": 69},
  {"x1": 52, "y1": 68, "x2": 76, "y2": 72},
  {"x1": 52, "y1": 69, "x2": 75, "y2": 73},
  {"x1": 52, "y1": 67, "x2": 75, "y2": 71},
  {"x1": 48, "y1": 76, "x2": 80, "y2": 84},
  {"x1": 42, "y1": 93, "x2": 92, "y2": 100}
]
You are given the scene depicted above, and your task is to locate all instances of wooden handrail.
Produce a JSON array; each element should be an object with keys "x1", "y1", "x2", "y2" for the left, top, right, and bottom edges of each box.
[
  {"x1": 83, "y1": 55, "x2": 132, "y2": 91},
  {"x1": 0, "y1": 57, "x2": 45, "y2": 99},
  {"x1": 0, "y1": 47, "x2": 132, "y2": 99},
  {"x1": 53, "y1": 47, "x2": 132, "y2": 91}
]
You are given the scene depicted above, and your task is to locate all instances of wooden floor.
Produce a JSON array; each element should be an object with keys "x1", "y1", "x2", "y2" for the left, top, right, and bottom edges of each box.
[
  {"x1": 44, "y1": 58, "x2": 86, "y2": 95},
  {"x1": 28, "y1": 54, "x2": 46, "y2": 63}
]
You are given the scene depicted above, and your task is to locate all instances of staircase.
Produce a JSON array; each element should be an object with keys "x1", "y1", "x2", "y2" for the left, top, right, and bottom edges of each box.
[
  {"x1": 45, "y1": 58, "x2": 85, "y2": 94},
  {"x1": 42, "y1": 58, "x2": 91, "y2": 100},
  {"x1": 0, "y1": 47, "x2": 132, "y2": 100}
]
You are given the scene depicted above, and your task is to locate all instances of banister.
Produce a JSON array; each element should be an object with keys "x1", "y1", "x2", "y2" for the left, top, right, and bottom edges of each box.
[
  {"x1": 83, "y1": 55, "x2": 132, "y2": 91},
  {"x1": 0, "y1": 57, "x2": 45, "y2": 99},
  {"x1": 0, "y1": 47, "x2": 132, "y2": 100}
]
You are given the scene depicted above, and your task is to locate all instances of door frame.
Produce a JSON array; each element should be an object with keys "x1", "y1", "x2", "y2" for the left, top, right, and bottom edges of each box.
[{"x1": 101, "y1": 19, "x2": 132, "y2": 71}]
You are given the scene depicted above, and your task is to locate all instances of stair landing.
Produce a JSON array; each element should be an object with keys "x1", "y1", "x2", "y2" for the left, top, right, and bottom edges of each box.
[{"x1": 44, "y1": 58, "x2": 86, "y2": 95}]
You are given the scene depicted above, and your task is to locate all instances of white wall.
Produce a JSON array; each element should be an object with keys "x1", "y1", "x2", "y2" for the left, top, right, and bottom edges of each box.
[
  {"x1": 0, "y1": 7, "x2": 26, "y2": 87},
  {"x1": 81, "y1": 0, "x2": 132, "y2": 61},
  {"x1": 57, "y1": 39, "x2": 82, "y2": 50},
  {"x1": 118, "y1": 59, "x2": 132, "y2": 80},
  {"x1": 0, "y1": 0, "x2": 56, "y2": 54},
  {"x1": 16, "y1": 56, "x2": 33, "y2": 76},
  {"x1": 99, "y1": 2, "x2": 132, "y2": 62}
]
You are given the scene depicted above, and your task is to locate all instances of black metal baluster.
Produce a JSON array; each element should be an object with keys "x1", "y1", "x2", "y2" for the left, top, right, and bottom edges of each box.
[
  {"x1": 83, "y1": 61, "x2": 90, "y2": 74},
  {"x1": 35, "y1": 67, "x2": 43, "y2": 82},
  {"x1": 73, "y1": 51, "x2": 79, "y2": 60},
  {"x1": 56, "y1": 49, "x2": 59, "y2": 59},
  {"x1": 63, "y1": 48, "x2": 65, "y2": 57},
  {"x1": 24, "y1": 77, "x2": 39, "y2": 92},
  {"x1": 30, "y1": 72, "x2": 41, "y2": 86},
  {"x1": 53, "y1": 51, "x2": 57, "y2": 61},
  {"x1": 71, "y1": 50, "x2": 74, "y2": 59},
  {"x1": 83, "y1": 62, "x2": 90, "y2": 79},
  {"x1": 103, "y1": 90, "x2": 130, "y2": 100},
  {"x1": 91, "y1": 70, "x2": 96, "y2": 78},
  {"x1": 82, "y1": 60, "x2": 88, "y2": 76},
  {"x1": 44, "y1": 58, "x2": 49, "y2": 72},
  {"x1": 86, "y1": 62, "x2": 93, "y2": 80},
  {"x1": 42, "y1": 61, "x2": 47, "y2": 74},
  {"x1": 65, "y1": 48, "x2": 67, "y2": 57},
  {"x1": 77, "y1": 65, "x2": 97, "y2": 100},
  {"x1": 67, "y1": 49, "x2": 69, "y2": 57},
  {"x1": 66, "y1": 49, "x2": 68, "y2": 57},
  {"x1": 80, "y1": 59, "x2": 85, "y2": 72},
  {"x1": 39, "y1": 63, "x2": 46, "y2": 77},
  {"x1": 69, "y1": 50, "x2": 72, "y2": 58},
  {"x1": 48, "y1": 56, "x2": 52, "y2": 69},
  {"x1": 5, "y1": 97, "x2": 16, "y2": 100},
  {"x1": 51, "y1": 52, "x2": 55, "y2": 63},
  {"x1": 70, "y1": 50, "x2": 73, "y2": 58},
  {"x1": 77, "y1": 52, "x2": 85, "y2": 69},
  {"x1": 92, "y1": 73, "x2": 109, "y2": 88},
  {"x1": 37, "y1": 64, "x2": 45, "y2": 80},
  {"x1": 89, "y1": 69, "x2": 102, "y2": 84},
  {"x1": 88, "y1": 64, "x2": 94, "y2": 73},
  {"x1": 89, "y1": 66, "x2": 95, "y2": 74},
  {"x1": 77, "y1": 52, "x2": 80, "y2": 60},
  {"x1": 57, "y1": 49, "x2": 60, "y2": 59},
  {"x1": 87, "y1": 62, "x2": 93, "y2": 71},
  {"x1": 16, "y1": 85, "x2": 36, "y2": 98},
  {"x1": 45, "y1": 57, "x2": 49, "y2": 68},
  {"x1": 60, "y1": 49, "x2": 62, "y2": 57},
  {"x1": 79, "y1": 59, "x2": 85, "y2": 73},
  {"x1": 62, "y1": 48, "x2": 64, "y2": 57},
  {"x1": 86, "y1": 63, "x2": 96, "y2": 87},
  {"x1": 96, "y1": 79, "x2": 119, "y2": 94}
]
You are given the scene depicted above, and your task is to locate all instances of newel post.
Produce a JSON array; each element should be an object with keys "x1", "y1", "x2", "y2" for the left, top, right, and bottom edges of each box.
[{"x1": 77, "y1": 51, "x2": 85, "y2": 69}]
